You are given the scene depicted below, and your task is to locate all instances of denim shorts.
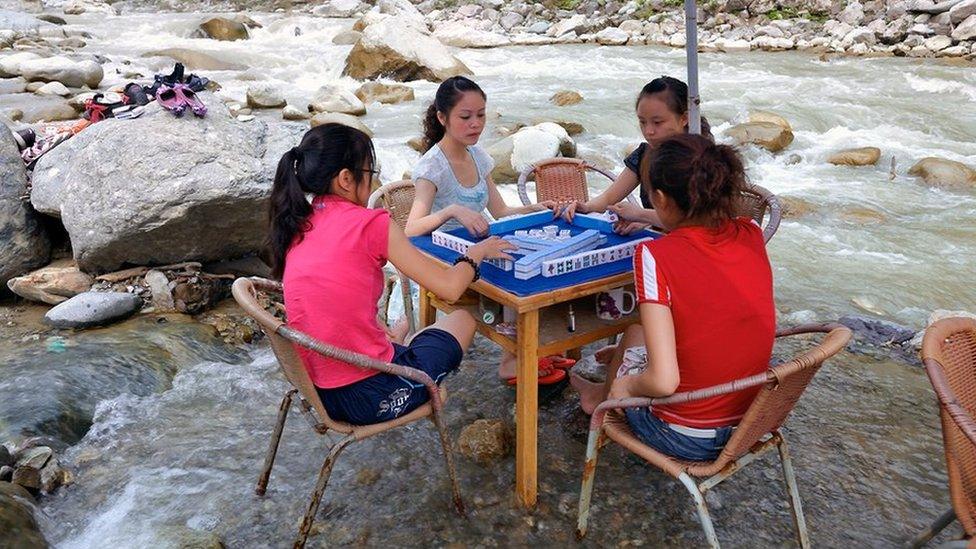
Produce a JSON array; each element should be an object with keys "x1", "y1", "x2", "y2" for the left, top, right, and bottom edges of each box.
[
  {"x1": 317, "y1": 328, "x2": 463, "y2": 425},
  {"x1": 624, "y1": 407, "x2": 734, "y2": 462}
]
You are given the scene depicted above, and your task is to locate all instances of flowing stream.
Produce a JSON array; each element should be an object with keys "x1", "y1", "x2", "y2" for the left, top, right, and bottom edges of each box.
[{"x1": 5, "y1": 9, "x2": 975, "y2": 548}]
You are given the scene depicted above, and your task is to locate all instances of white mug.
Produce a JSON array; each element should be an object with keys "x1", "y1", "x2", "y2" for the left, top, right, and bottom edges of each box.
[{"x1": 596, "y1": 288, "x2": 636, "y2": 320}]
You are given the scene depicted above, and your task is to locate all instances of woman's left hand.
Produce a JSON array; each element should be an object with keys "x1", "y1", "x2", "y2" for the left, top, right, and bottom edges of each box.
[{"x1": 608, "y1": 202, "x2": 646, "y2": 223}]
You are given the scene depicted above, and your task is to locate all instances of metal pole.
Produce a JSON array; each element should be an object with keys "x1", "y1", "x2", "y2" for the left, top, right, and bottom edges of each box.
[{"x1": 684, "y1": 0, "x2": 702, "y2": 135}]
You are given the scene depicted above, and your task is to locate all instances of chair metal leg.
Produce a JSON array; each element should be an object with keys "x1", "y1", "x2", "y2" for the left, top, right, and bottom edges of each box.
[
  {"x1": 398, "y1": 271, "x2": 416, "y2": 336},
  {"x1": 294, "y1": 434, "x2": 356, "y2": 549},
  {"x1": 908, "y1": 508, "x2": 957, "y2": 549},
  {"x1": 431, "y1": 411, "x2": 466, "y2": 516},
  {"x1": 256, "y1": 389, "x2": 296, "y2": 496},
  {"x1": 777, "y1": 436, "x2": 810, "y2": 549},
  {"x1": 576, "y1": 428, "x2": 606, "y2": 539},
  {"x1": 678, "y1": 472, "x2": 720, "y2": 549}
]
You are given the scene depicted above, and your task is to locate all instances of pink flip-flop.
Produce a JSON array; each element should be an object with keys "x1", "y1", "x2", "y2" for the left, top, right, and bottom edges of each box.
[
  {"x1": 156, "y1": 84, "x2": 185, "y2": 117},
  {"x1": 174, "y1": 83, "x2": 206, "y2": 117}
]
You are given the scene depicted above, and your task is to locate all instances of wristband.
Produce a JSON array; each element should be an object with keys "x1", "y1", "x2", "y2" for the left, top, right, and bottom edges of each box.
[{"x1": 453, "y1": 254, "x2": 480, "y2": 282}]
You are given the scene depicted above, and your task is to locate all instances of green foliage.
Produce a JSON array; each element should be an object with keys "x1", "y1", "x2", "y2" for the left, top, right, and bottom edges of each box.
[
  {"x1": 662, "y1": 0, "x2": 684, "y2": 6},
  {"x1": 531, "y1": 0, "x2": 582, "y2": 10}
]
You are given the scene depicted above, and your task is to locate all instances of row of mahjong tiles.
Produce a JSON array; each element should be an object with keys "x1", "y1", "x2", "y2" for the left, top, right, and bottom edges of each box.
[{"x1": 429, "y1": 211, "x2": 658, "y2": 281}]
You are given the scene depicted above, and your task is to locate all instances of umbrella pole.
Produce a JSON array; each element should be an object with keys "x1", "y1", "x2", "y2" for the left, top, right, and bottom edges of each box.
[{"x1": 684, "y1": 0, "x2": 702, "y2": 135}]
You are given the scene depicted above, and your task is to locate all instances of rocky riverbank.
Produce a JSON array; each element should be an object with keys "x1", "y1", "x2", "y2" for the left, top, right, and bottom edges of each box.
[{"x1": 35, "y1": 0, "x2": 976, "y2": 61}]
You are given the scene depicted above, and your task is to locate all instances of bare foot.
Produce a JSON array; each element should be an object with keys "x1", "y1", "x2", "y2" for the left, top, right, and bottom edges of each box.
[
  {"x1": 594, "y1": 345, "x2": 617, "y2": 365},
  {"x1": 387, "y1": 316, "x2": 410, "y2": 345},
  {"x1": 497, "y1": 352, "x2": 517, "y2": 380},
  {"x1": 571, "y1": 372, "x2": 608, "y2": 415}
]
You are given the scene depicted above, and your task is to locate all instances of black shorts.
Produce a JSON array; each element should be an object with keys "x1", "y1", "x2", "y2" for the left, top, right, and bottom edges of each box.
[{"x1": 317, "y1": 328, "x2": 463, "y2": 425}]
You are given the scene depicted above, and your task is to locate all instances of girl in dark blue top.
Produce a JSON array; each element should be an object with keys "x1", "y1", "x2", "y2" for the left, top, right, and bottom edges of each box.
[{"x1": 560, "y1": 76, "x2": 712, "y2": 234}]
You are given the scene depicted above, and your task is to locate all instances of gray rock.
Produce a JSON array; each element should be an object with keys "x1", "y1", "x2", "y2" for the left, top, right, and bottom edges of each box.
[
  {"x1": 36, "y1": 14, "x2": 67, "y2": 25},
  {"x1": 14, "y1": 447, "x2": 51, "y2": 470},
  {"x1": 17, "y1": 56, "x2": 102, "y2": 88},
  {"x1": 0, "y1": 92, "x2": 76, "y2": 123},
  {"x1": 0, "y1": 445, "x2": 11, "y2": 468},
  {"x1": 500, "y1": 11, "x2": 524, "y2": 31},
  {"x1": 839, "y1": 315, "x2": 916, "y2": 347},
  {"x1": 245, "y1": 82, "x2": 286, "y2": 109},
  {"x1": 44, "y1": 291, "x2": 143, "y2": 329},
  {"x1": 282, "y1": 104, "x2": 310, "y2": 120},
  {"x1": 953, "y1": 14, "x2": 976, "y2": 40},
  {"x1": 331, "y1": 29, "x2": 362, "y2": 45},
  {"x1": 0, "y1": 77, "x2": 26, "y2": 94},
  {"x1": 839, "y1": 0, "x2": 866, "y2": 25},
  {"x1": 0, "y1": 127, "x2": 50, "y2": 291},
  {"x1": 30, "y1": 95, "x2": 274, "y2": 272},
  {"x1": 527, "y1": 21, "x2": 550, "y2": 34},
  {"x1": 0, "y1": 481, "x2": 47, "y2": 547},
  {"x1": 0, "y1": 10, "x2": 52, "y2": 33},
  {"x1": 0, "y1": 465, "x2": 11, "y2": 481},
  {"x1": 313, "y1": 0, "x2": 363, "y2": 18},
  {"x1": 950, "y1": 0, "x2": 976, "y2": 23}
]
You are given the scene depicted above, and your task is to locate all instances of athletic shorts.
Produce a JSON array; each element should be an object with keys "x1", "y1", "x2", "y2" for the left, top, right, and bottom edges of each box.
[{"x1": 317, "y1": 328, "x2": 463, "y2": 425}]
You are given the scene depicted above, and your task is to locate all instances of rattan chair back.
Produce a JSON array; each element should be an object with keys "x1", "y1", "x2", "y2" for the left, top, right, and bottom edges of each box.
[
  {"x1": 923, "y1": 317, "x2": 976, "y2": 535},
  {"x1": 733, "y1": 184, "x2": 782, "y2": 244},
  {"x1": 367, "y1": 180, "x2": 415, "y2": 230}
]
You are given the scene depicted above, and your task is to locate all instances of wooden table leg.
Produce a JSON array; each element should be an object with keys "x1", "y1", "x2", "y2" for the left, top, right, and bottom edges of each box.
[
  {"x1": 515, "y1": 309, "x2": 539, "y2": 508},
  {"x1": 418, "y1": 287, "x2": 435, "y2": 329}
]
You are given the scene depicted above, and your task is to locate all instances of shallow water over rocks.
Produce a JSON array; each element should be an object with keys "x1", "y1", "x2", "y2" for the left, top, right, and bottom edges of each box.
[{"x1": 37, "y1": 336, "x2": 958, "y2": 547}]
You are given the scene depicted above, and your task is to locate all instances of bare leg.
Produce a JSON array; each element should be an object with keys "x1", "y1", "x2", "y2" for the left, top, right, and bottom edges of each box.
[
  {"x1": 419, "y1": 309, "x2": 477, "y2": 351},
  {"x1": 498, "y1": 352, "x2": 517, "y2": 379},
  {"x1": 386, "y1": 316, "x2": 410, "y2": 345},
  {"x1": 572, "y1": 324, "x2": 645, "y2": 415}
]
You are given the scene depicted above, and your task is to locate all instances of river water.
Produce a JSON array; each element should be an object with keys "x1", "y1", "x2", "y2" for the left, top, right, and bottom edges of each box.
[{"x1": 10, "y1": 9, "x2": 976, "y2": 548}]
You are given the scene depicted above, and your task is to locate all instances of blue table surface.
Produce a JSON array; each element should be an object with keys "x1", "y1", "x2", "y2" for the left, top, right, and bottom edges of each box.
[{"x1": 410, "y1": 218, "x2": 660, "y2": 297}]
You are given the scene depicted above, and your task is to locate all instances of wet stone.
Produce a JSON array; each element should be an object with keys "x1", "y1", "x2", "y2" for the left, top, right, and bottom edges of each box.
[
  {"x1": 0, "y1": 445, "x2": 10, "y2": 467},
  {"x1": 44, "y1": 291, "x2": 142, "y2": 329},
  {"x1": 14, "y1": 446, "x2": 51, "y2": 470},
  {"x1": 0, "y1": 465, "x2": 11, "y2": 481},
  {"x1": 12, "y1": 465, "x2": 40, "y2": 490}
]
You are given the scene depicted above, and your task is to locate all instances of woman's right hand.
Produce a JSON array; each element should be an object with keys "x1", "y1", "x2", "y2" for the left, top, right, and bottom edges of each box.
[
  {"x1": 557, "y1": 200, "x2": 588, "y2": 222},
  {"x1": 451, "y1": 205, "x2": 490, "y2": 237},
  {"x1": 467, "y1": 236, "x2": 516, "y2": 262}
]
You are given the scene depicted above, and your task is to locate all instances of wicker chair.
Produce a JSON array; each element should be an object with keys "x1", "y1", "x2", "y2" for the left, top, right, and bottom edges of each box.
[
  {"x1": 367, "y1": 180, "x2": 417, "y2": 335},
  {"x1": 910, "y1": 317, "x2": 976, "y2": 548},
  {"x1": 576, "y1": 323, "x2": 852, "y2": 548},
  {"x1": 734, "y1": 184, "x2": 782, "y2": 244},
  {"x1": 231, "y1": 277, "x2": 464, "y2": 548},
  {"x1": 516, "y1": 158, "x2": 641, "y2": 207}
]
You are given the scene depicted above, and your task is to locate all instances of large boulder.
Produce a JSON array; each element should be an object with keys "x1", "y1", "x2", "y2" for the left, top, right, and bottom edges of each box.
[
  {"x1": 0, "y1": 11, "x2": 53, "y2": 33},
  {"x1": 726, "y1": 112, "x2": 794, "y2": 153},
  {"x1": 0, "y1": 128, "x2": 49, "y2": 291},
  {"x1": 432, "y1": 22, "x2": 511, "y2": 48},
  {"x1": 314, "y1": 0, "x2": 364, "y2": 18},
  {"x1": 343, "y1": 16, "x2": 472, "y2": 82},
  {"x1": 595, "y1": 27, "x2": 630, "y2": 45},
  {"x1": 245, "y1": 83, "x2": 286, "y2": 109},
  {"x1": 16, "y1": 56, "x2": 102, "y2": 88},
  {"x1": 908, "y1": 157, "x2": 976, "y2": 188},
  {"x1": 828, "y1": 147, "x2": 881, "y2": 166},
  {"x1": 29, "y1": 95, "x2": 275, "y2": 272},
  {"x1": 952, "y1": 14, "x2": 976, "y2": 41},
  {"x1": 332, "y1": 30, "x2": 362, "y2": 45},
  {"x1": 307, "y1": 84, "x2": 366, "y2": 115},
  {"x1": 309, "y1": 112, "x2": 373, "y2": 136},
  {"x1": 198, "y1": 17, "x2": 249, "y2": 41},
  {"x1": 354, "y1": 81, "x2": 414, "y2": 104},
  {"x1": 6, "y1": 259, "x2": 93, "y2": 305},
  {"x1": 950, "y1": 0, "x2": 976, "y2": 23},
  {"x1": 509, "y1": 123, "x2": 577, "y2": 176},
  {"x1": 486, "y1": 135, "x2": 516, "y2": 182},
  {"x1": 0, "y1": 93, "x2": 76, "y2": 123}
]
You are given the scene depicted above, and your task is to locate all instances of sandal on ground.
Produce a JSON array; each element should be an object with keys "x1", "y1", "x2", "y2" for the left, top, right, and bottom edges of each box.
[
  {"x1": 156, "y1": 85, "x2": 186, "y2": 117},
  {"x1": 541, "y1": 355, "x2": 576, "y2": 370},
  {"x1": 123, "y1": 82, "x2": 150, "y2": 106},
  {"x1": 504, "y1": 360, "x2": 568, "y2": 386},
  {"x1": 174, "y1": 83, "x2": 206, "y2": 117}
]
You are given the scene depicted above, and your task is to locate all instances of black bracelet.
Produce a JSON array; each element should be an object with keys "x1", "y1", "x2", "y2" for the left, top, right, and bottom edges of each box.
[{"x1": 453, "y1": 254, "x2": 480, "y2": 282}]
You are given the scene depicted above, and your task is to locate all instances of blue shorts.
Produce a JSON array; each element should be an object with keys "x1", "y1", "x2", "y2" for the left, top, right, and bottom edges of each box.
[
  {"x1": 624, "y1": 407, "x2": 734, "y2": 462},
  {"x1": 317, "y1": 328, "x2": 463, "y2": 426}
]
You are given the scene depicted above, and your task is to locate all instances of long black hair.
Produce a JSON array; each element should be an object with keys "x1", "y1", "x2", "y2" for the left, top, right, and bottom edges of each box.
[
  {"x1": 421, "y1": 75, "x2": 486, "y2": 152},
  {"x1": 267, "y1": 123, "x2": 375, "y2": 279}
]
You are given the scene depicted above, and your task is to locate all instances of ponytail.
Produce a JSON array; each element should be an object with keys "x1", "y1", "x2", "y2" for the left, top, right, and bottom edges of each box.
[
  {"x1": 421, "y1": 103, "x2": 445, "y2": 153},
  {"x1": 643, "y1": 134, "x2": 746, "y2": 223},
  {"x1": 267, "y1": 123, "x2": 376, "y2": 279},
  {"x1": 420, "y1": 75, "x2": 486, "y2": 153}
]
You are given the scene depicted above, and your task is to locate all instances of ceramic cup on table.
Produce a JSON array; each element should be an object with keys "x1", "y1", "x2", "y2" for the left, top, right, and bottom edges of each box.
[{"x1": 595, "y1": 288, "x2": 636, "y2": 321}]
